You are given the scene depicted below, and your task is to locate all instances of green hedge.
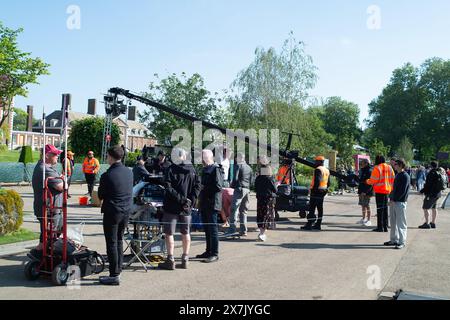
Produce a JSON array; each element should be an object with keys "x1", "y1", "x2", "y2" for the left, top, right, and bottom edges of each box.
[
  {"x1": 0, "y1": 189, "x2": 24, "y2": 236},
  {"x1": 19, "y1": 146, "x2": 34, "y2": 164}
]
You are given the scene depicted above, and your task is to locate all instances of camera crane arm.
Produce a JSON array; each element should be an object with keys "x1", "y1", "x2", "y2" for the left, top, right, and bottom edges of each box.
[{"x1": 107, "y1": 87, "x2": 349, "y2": 181}]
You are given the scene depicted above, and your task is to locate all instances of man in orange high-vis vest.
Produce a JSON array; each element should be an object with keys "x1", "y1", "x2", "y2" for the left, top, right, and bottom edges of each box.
[
  {"x1": 82, "y1": 150, "x2": 100, "y2": 196},
  {"x1": 366, "y1": 155, "x2": 395, "y2": 232},
  {"x1": 301, "y1": 156, "x2": 330, "y2": 231}
]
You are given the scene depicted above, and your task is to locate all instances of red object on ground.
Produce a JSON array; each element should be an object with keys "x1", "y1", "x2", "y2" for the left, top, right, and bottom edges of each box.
[{"x1": 79, "y1": 196, "x2": 89, "y2": 206}]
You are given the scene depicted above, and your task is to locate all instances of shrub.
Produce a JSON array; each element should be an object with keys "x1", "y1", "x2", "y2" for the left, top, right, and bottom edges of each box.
[
  {"x1": 18, "y1": 146, "x2": 33, "y2": 163},
  {"x1": 0, "y1": 189, "x2": 24, "y2": 236},
  {"x1": 125, "y1": 152, "x2": 140, "y2": 168},
  {"x1": 0, "y1": 144, "x2": 8, "y2": 153}
]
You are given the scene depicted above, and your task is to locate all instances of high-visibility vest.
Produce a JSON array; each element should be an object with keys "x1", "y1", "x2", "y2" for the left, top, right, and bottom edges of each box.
[
  {"x1": 276, "y1": 165, "x2": 290, "y2": 184},
  {"x1": 62, "y1": 158, "x2": 72, "y2": 177},
  {"x1": 83, "y1": 157, "x2": 100, "y2": 174},
  {"x1": 366, "y1": 163, "x2": 395, "y2": 195},
  {"x1": 310, "y1": 166, "x2": 330, "y2": 190}
]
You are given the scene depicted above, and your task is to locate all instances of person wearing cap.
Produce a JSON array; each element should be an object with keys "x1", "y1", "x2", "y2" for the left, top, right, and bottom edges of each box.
[
  {"x1": 62, "y1": 151, "x2": 75, "y2": 198},
  {"x1": 82, "y1": 151, "x2": 100, "y2": 197},
  {"x1": 301, "y1": 156, "x2": 330, "y2": 231},
  {"x1": 30, "y1": 145, "x2": 64, "y2": 257}
]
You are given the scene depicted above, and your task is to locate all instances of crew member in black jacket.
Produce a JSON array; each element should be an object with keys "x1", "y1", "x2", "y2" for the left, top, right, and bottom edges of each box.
[
  {"x1": 98, "y1": 146, "x2": 133, "y2": 286},
  {"x1": 158, "y1": 148, "x2": 201, "y2": 270},
  {"x1": 419, "y1": 161, "x2": 445, "y2": 229},
  {"x1": 384, "y1": 158, "x2": 410, "y2": 250},
  {"x1": 357, "y1": 159, "x2": 374, "y2": 227},
  {"x1": 196, "y1": 149, "x2": 224, "y2": 263}
]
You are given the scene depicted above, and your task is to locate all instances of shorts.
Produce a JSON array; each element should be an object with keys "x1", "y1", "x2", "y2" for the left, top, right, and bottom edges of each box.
[
  {"x1": 422, "y1": 195, "x2": 441, "y2": 210},
  {"x1": 358, "y1": 194, "x2": 371, "y2": 207},
  {"x1": 162, "y1": 212, "x2": 191, "y2": 235}
]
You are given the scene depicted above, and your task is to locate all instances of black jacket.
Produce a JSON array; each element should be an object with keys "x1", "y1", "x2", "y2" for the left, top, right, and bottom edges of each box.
[
  {"x1": 421, "y1": 169, "x2": 443, "y2": 197},
  {"x1": 358, "y1": 166, "x2": 374, "y2": 195},
  {"x1": 132, "y1": 163, "x2": 150, "y2": 185},
  {"x1": 200, "y1": 164, "x2": 224, "y2": 212},
  {"x1": 163, "y1": 162, "x2": 201, "y2": 215},
  {"x1": 231, "y1": 162, "x2": 253, "y2": 190},
  {"x1": 390, "y1": 171, "x2": 410, "y2": 202},
  {"x1": 98, "y1": 162, "x2": 133, "y2": 217},
  {"x1": 146, "y1": 158, "x2": 171, "y2": 176},
  {"x1": 255, "y1": 175, "x2": 277, "y2": 200}
]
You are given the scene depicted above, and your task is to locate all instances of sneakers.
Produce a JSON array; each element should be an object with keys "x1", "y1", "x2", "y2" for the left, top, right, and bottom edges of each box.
[
  {"x1": 158, "y1": 259, "x2": 175, "y2": 270},
  {"x1": 312, "y1": 224, "x2": 322, "y2": 231},
  {"x1": 180, "y1": 255, "x2": 189, "y2": 269},
  {"x1": 364, "y1": 220, "x2": 372, "y2": 227},
  {"x1": 258, "y1": 233, "x2": 267, "y2": 242},
  {"x1": 240, "y1": 232, "x2": 248, "y2": 237},
  {"x1": 357, "y1": 219, "x2": 365, "y2": 225},
  {"x1": 430, "y1": 223, "x2": 436, "y2": 229},
  {"x1": 395, "y1": 244, "x2": 405, "y2": 250},
  {"x1": 419, "y1": 223, "x2": 431, "y2": 229},
  {"x1": 301, "y1": 223, "x2": 313, "y2": 231},
  {"x1": 384, "y1": 241, "x2": 398, "y2": 246}
]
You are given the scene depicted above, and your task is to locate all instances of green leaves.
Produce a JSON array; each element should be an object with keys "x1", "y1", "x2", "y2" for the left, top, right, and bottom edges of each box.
[
  {"x1": 0, "y1": 22, "x2": 50, "y2": 131},
  {"x1": 140, "y1": 73, "x2": 225, "y2": 143},
  {"x1": 69, "y1": 117, "x2": 120, "y2": 160},
  {"x1": 367, "y1": 58, "x2": 450, "y2": 161}
]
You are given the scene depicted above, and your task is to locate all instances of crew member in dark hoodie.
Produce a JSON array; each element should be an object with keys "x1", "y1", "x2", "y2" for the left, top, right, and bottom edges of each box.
[
  {"x1": 159, "y1": 148, "x2": 201, "y2": 270},
  {"x1": 384, "y1": 158, "x2": 410, "y2": 250},
  {"x1": 254, "y1": 164, "x2": 277, "y2": 242}
]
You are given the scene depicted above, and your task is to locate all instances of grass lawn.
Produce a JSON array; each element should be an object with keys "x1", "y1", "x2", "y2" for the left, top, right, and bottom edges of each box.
[
  {"x1": 0, "y1": 228, "x2": 40, "y2": 245},
  {"x1": 0, "y1": 150, "x2": 40, "y2": 163}
]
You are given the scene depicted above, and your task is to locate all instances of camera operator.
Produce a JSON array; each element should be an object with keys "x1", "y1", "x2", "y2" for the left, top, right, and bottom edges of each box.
[
  {"x1": 132, "y1": 157, "x2": 150, "y2": 185},
  {"x1": 158, "y1": 148, "x2": 201, "y2": 270},
  {"x1": 146, "y1": 150, "x2": 171, "y2": 176}
]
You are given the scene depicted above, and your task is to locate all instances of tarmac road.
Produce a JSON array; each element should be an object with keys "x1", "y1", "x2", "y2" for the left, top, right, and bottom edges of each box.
[{"x1": 0, "y1": 185, "x2": 449, "y2": 300}]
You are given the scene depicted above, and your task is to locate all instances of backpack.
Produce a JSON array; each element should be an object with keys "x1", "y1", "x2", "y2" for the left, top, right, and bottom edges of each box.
[{"x1": 436, "y1": 169, "x2": 446, "y2": 191}]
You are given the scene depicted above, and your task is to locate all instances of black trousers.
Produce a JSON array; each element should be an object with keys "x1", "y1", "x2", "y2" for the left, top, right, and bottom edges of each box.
[
  {"x1": 85, "y1": 173, "x2": 96, "y2": 195},
  {"x1": 375, "y1": 194, "x2": 389, "y2": 231},
  {"x1": 201, "y1": 209, "x2": 219, "y2": 257},
  {"x1": 307, "y1": 192, "x2": 326, "y2": 225},
  {"x1": 103, "y1": 214, "x2": 128, "y2": 277}
]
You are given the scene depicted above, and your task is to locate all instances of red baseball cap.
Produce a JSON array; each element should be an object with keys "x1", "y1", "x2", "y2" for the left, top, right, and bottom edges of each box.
[{"x1": 45, "y1": 144, "x2": 62, "y2": 155}]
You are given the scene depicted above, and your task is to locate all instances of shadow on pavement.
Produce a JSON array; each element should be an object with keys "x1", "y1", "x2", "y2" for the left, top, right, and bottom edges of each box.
[{"x1": 256, "y1": 242, "x2": 387, "y2": 250}]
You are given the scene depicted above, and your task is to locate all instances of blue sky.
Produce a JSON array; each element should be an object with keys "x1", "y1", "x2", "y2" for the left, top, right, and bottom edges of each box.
[{"x1": 1, "y1": 0, "x2": 449, "y2": 127}]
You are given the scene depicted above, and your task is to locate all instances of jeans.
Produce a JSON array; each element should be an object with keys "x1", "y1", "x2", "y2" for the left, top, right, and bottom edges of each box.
[
  {"x1": 201, "y1": 209, "x2": 219, "y2": 257},
  {"x1": 85, "y1": 173, "x2": 96, "y2": 195},
  {"x1": 390, "y1": 202, "x2": 407, "y2": 245},
  {"x1": 103, "y1": 214, "x2": 128, "y2": 277},
  {"x1": 375, "y1": 194, "x2": 389, "y2": 230},
  {"x1": 307, "y1": 192, "x2": 326, "y2": 225},
  {"x1": 417, "y1": 179, "x2": 425, "y2": 192},
  {"x1": 229, "y1": 188, "x2": 250, "y2": 233}
]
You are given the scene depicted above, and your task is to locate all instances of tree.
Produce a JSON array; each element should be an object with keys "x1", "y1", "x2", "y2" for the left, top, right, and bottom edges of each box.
[
  {"x1": 229, "y1": 32, "x2": 318, "y2": 129},
  {"x1": 313, "y1": 97, "x2": 361, "y2": 165},
  {"x1": 366, "y1": 58, "x2": 450, "y2": 161},
  {"x1": 368, "y1": 138, "x2": 391, "y2": 160},
  {"x1": 0, "y1": 22, "x2": 50, "y2": 136},
  {"x1": 69, "y1": 117, "x2": 120, "y2": 160},
  {"x1": 395, "y1": 136, "x2": 414, "y2": 165},
  {"x1": 12, "y1": 107, "x2": 29, "y2": 131},
  {"x1": 139, "y1": 73, "x2": 224, "y2": 143}
]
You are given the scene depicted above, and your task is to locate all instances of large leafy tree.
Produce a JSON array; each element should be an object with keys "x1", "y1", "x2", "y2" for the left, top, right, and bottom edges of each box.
[
  {"x1": 367, "y1": 58, "x2": 450, "y2": 161},
  {"x1": 139, "y1": 73, "x2": 225, "y2": 143},
  {"x1": 227, "y1": 32, "x2": 329, "y2": 157},
  {"x1": 229, "y1": 32, "x2": 318, "y2": 129},
  {"x1": 0, "y1": 22, "x2": 50, "y2": 135},
  {"x1": 313, "y1": 97, "x2": 361, "y2": 165},
  {"x1": 69, "y1": 117, "x2": 120, "y2": 161}
]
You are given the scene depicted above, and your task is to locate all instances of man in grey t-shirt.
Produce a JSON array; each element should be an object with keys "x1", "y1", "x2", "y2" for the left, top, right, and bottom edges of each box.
[{"x1": 31, "y1": 145, "x2": 64, "y2": 255}]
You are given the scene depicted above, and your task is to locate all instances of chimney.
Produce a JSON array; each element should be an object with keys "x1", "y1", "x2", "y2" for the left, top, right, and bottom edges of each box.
[
  {"x1": 88, "y1": 99, "x2": 96, "y2": 115},
  {"x1": 26, "y1": 105, "x2": 33, "y2": 132},
  {"x1": 128, "y1": 105, "x2": 136, "y2": 121},
  {"x1": 61, "y1": 94, "x2": 71, "y2": 111}
]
